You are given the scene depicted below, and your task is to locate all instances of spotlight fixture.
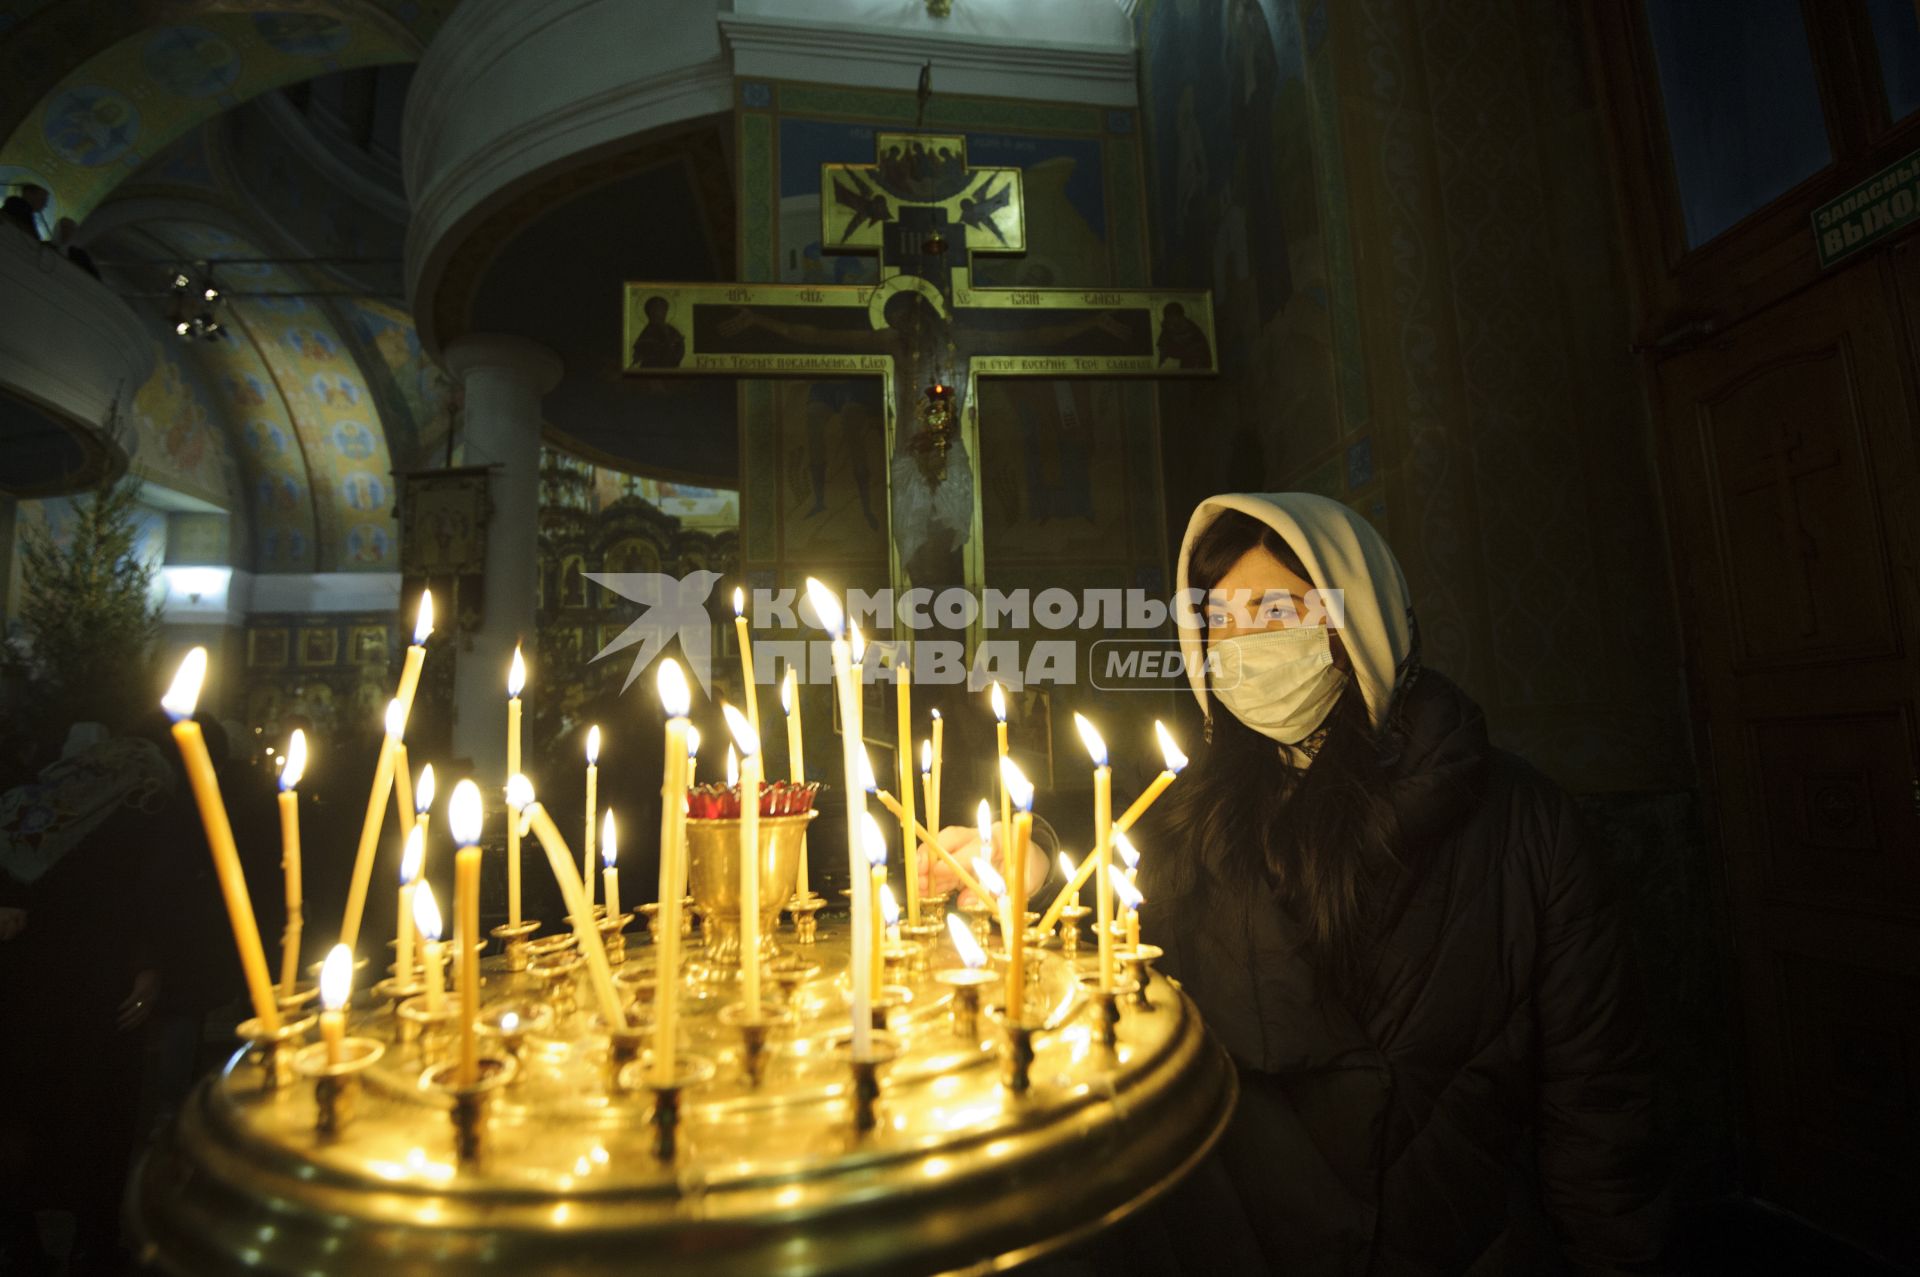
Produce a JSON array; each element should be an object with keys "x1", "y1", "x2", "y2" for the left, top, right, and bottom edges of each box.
[{"x1": 166, "y1": 264, "x2": 228, "y2": 342}]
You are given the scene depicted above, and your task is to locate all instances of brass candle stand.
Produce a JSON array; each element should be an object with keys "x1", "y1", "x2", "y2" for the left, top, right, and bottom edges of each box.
[
  {"x1": 1120, "y1": 944, "x2": 1165, "y2": 1009},
  {"x1": 1056, "y1": 902, "x2": 1091, "y2": 956},
  {"x1": 235, "y1": 1013, "x2": 316, "y2": 1092},
  {"x1": 786, "y1": 892, "x2": 827, "y2": 943},
  {"x1": 135, "y1": 850, "x2": 1231, "y2": 1277}
]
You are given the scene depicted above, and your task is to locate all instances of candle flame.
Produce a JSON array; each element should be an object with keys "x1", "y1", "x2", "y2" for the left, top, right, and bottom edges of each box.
[
  {"x1": 413, "y1": 589, "x2": 434, "y2": 644},
  {"x1": 400, "y1": 825, "x2": 425, "y2": 884},
  {"x1": 1155, "y1": 720, "x2": 1188, "y2": 773},
  {"x1": 1058, "y1": 851, "x2": 1075, "y2": 881},
  {"x1": 803, "y1": 577, "x2": 844, "y2": 637},
  {"x1": 586, "y1": 724, "x2": 601, "y2": 765},
  {"x1": 412, "y1": 880, "x2": 442, "y2": 941},
  {"x1": 725, "y1": 745, "x2": 738, "y2": 787},
  {"x1": 685, "y1": 724, "x2": 701, "y2": 760},
  {"x1": 947, "y1": 913, "x2": 986, "y2": 967},
  {"x1": 1114, "y1": 830, "x2": 1140, "y2": 870},
  {"x1": 975, "y1": 798, "x2": 993, "y2": 852},
  {"x1": 503, "y1": 773, "x2": 534, "y2": 815},
  {"x1": 1109, "y1": 863, "x2": 1144, "y2": 911},
  {"x1": 451, "y1": 778, "x2": 486, "y2": 843},
  {"x1": 601, "y1": 809, "x2": 617, "y2": 868},
  {"x1": 862, "y1": 811, "x2": 888, "y2": 868},
  {"x1": 732, "y1": 585, "x2": 746, "y2": 618},
  {"x1": 415, "y1": 763, "x2": 435, "y2": 813},
  {"x1": 507, "y1": 645, "x2": 526, "y2": 698},
  {"x1": 849, "y1": 619, "x2": 866, "y2": 664},
  {"x1": 279, "y1": 728, "x2": 306, "y2": 790},
  {"x1": 999, "y1": 756, "x2": 1034, "y2": 812},
  {"x1": 973, "y1": 854, "x2": 1006, "y2": 900},
  {"x1": 384, "y1": 698, "x2": 406, "y2": 742},
  {"x1": 319, "y1": 944, "x2": 353, "y2": 1011},
  {"x1": 920, "y1": 739, "x2": 932, "y2": 775},
  {"x1": 1073, "y1": 712, "x2": 1108, "y2": 768},
  {"x1": 856, "y1": 748, "x2": 878, "y2": 793},
  {"x1": 721, "y1": 702, "x2": 761, "y2": 758},
  {"x1": 989, "y1": 681, "x2": 1006, "y2": 722},
  {"x1": 781, "y1": 664, "x2": 796, "y2": 714},
  {"x1": 655, "y1": 658, "x2": 690, "y2": 717},
  {"x1": 879, "y1": 882, "x2": 900, "y2": 928},
  {"x1": 161, "y1": 647, "x2": 207, "y2": 720},
  {"x1": 930, "y1": 707, "x2": 942, "y2": 721}
]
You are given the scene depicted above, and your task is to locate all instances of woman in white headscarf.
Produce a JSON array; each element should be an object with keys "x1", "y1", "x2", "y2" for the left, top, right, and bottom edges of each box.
[{"x1": 1094, "y1": 492, "x2": 1673, "y2": 1276}]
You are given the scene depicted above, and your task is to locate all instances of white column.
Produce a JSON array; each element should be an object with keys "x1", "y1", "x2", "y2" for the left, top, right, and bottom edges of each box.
[{"x1": 441, "y1": 334, "x2": 563, "y2": 781}]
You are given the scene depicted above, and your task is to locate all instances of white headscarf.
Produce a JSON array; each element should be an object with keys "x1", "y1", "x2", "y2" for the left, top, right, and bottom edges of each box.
[{"x1": 1175, "y1": 493, "x2": 1415, "y2": 732}]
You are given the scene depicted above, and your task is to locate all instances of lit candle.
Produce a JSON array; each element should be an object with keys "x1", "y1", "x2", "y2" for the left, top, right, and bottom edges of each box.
[
  {"x1": 880, "y1": 882, "x2": 901, "y2": 945},
  {"x1": 506, "y1": 647, "x2": 525, "y2": 927},
  {"x1": 601, "y1": 809, "x2": 620, "y2": 921},
  {"x1": 653, "y1": 660, "x2": 692, "y2": 1086},
  {"x1": 782, "y1": 665, "x2": 809, "y2": 897},
  {"x1": 1074, "y1": 713, "x2": 1115, "y2": 992},
  {"x1": 929, "y1": 709, "x2": 944, "y2": 847},
  {"x1": 972, "y1": 851, "x2": 1010, "y2": 948},
  {"x1": 919, "y1": 739, "x2": 936, "y2": 850},
  {"x1": 947, "y1": 910, "x2": 986, "y2": 968},
  {"x1": 723, "y1": 703, "x2": 763, "y2": 1008},
  {"x1": 318, "y1": 943, "x2": 352, "y2": 1068},
  {"x1": 414, "y1": 882, "x2": 445, "y2": 1014},
  {"x1": 506, "y1": 774, "x2": 627, "y2": 1032},
  {"x1": 162, "y1": 649, "x2": 279, "y2": 1031},
  {"x1": 804, "y1": 578, "x2": 871, "y2": 1057},
  {"x1": 990, "y1": 683, "x2": 1011, "y2": 884},
  {"x1": 397, "y1": 825, "x2": 424, "y2": 981},
  {"x1": 893, "y1": 648, "x2": 919, "y2": 924},
  {"x1": 726, "y1": 744, "x2": 738, "y2": 788},
  {"x1": 865, "y1": 812, "x2": 888, "y2": 1000},
  {"x1": 393, "y1": 740, "x2": 416, "y2": 845},
  {"x1": 733, "y1": 587, "x2": 761, "y2": 741},
  {"x1": 277, "y1": 730, "x2": 306, "y2": 995},
  {"x1": 340, "y1": 698, "x2": 406, "y2": 953},
  {"x1": 396, "y1": 589, "x2": 433, "y2": 718},
  {"x1": 1114, "y1": 834, "x2": 1143, "y2": 948},
  {"x1": 583, "y1": 725, "x2": 601, "y2": 908},
  {"x1": 999, "y1": 758, "x2": 1035, "y2": 1018},
  {"x1": 1114, "y1": 720, "x2": 1190, "y2": 832},
  {"x1": 449, "y1": 779, "x2": 485, "y2": 1086},
  {"x1": 413, "y1": 763, "x2": 435, "y2": 850},
  {"x1": 1037, "y1": 720, "x2": 1188, "y2": 934}
]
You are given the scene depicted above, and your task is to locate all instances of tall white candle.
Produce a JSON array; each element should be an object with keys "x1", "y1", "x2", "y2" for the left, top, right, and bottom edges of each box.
[
  {"x1": 723, "y1": 703, "x2": 763, "y2": 1008},
  {"x1": 805, "y1": 578, "x2": 871, "y2": 1058}
]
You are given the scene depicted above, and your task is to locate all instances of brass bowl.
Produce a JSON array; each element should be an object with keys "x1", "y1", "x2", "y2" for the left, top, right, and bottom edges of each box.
[{"x1": 685, "y1": 811, "x2": 815, "y2": 970}]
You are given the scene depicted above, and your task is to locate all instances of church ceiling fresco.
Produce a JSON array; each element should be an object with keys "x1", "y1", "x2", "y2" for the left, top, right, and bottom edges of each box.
[{"x1": 0, "y1": 2, "x2": 446, "y2": 224}]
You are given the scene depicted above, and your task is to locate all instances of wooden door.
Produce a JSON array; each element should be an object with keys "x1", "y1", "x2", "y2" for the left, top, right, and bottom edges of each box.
[{"x1": 1652, "y1": 257, "x2": 1920, "y2": 1262}]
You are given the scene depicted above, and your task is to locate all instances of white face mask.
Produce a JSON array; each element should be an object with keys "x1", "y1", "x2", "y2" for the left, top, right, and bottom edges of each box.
[{"x1": 1209, "y1": 625, "x2": 1348, "y2": 745}]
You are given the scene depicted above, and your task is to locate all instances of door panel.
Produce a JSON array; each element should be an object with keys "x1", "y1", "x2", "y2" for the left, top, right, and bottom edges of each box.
[{"x1": 1656, "y1": 260, "x2": 1920, "y2": 1262}]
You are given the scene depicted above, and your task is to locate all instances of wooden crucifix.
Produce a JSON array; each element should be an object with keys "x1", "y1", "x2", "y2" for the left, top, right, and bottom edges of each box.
[{"x1": 622, "y1": 130, "x2": 1217, "y2": 651}]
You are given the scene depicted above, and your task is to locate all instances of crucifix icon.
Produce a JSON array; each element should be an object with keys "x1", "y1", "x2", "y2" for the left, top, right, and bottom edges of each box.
[{"x1": 623, "y1": 131, "x2": 1217, "y2": 652}]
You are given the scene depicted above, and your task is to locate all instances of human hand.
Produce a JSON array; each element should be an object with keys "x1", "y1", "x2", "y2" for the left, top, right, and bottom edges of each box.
[
  {"x1": 117, "y1": 969, "x2": 160, "y2": 1032},
  {"x1": 916, "y1": 822, "x2": 1046, "y2": 908},
  {"x1": 0, "y1": 907, "x2": 23, "y2": 942}
]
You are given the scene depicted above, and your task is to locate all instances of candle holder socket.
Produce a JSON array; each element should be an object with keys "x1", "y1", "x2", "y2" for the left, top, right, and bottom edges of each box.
[
  {"x1": 719, "y1": 1001, "x2": 791, "y2": 1087},
  {"x1": 1000, "y1": 1020, "x2": 1037, "y2": 1094},
  {"x1": 394, "y1": 995, "x2": 454, "y2": 1056},
  {"x1": 934, "y1": 967, "x2": 996, "y2": 1041},
  {"x1": 294, "y1": 1037, "x2": 384, "y2": 1137},
  {"x1": 274, "y1": 981, "x2": 320, "y2": 1017},
  {"x1": 1119, "y1": 944, "x2": 1164, "y2": 1009},
  {"x1": 768, "y1": 956, "x2": 820, "y2": 1010},
  {"x1": 421, "y1": 1054, "x2": 517, "y2": 1166},
  {"x1": 490, "y1": 919, "x2": 542, "y2": 971},
  {"x1": 236, "y1": 1013, "x2": 316, "y2": 1092},
  {"x1": 786, "y1": 893, "x2": 827, "y2": 944},
  {"x1": 476, "y1": 1000, "x2": 552, "y2": 1068},
  {"x1": 623, "y1": 1052, "x2": 716, "y2": 1164},
  {"x1": 831, "y1": 1031, "x2": 900, "y2": 1135},
  {"x1": 1057, "y1": 902, "x2": 1091, "y2": 956}
]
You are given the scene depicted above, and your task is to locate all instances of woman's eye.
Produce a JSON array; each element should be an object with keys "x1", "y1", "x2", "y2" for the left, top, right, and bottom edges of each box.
[{"x1": 1204, "y1": 610, "x2": 1230, "y2": 629}]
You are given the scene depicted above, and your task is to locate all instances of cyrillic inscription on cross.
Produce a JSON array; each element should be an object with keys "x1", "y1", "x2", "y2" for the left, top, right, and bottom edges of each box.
[{"x1": 622, "y1": 131, "x2": 1217, "y2": 648}]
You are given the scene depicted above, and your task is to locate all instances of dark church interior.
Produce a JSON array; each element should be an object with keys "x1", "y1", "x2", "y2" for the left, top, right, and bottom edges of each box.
[{"x1": 1, "y1": 1, "x2": 1916, "y2": 1274}]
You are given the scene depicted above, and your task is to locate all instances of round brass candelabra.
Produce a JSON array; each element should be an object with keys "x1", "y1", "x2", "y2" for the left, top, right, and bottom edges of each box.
[{"x1": 130, "y1": 848, "x2": 1234, "y2": 1275}]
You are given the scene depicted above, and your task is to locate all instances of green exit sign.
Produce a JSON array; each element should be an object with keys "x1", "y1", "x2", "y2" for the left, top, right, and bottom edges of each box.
[{"x1": 1813, "y1": 149, "x2": 1920, "y2": 268}]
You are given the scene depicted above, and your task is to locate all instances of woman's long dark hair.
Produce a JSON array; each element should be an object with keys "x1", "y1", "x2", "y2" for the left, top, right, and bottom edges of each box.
[{"x1": 1142, "y1": 511, "x2": 1404, "y2": 1009}]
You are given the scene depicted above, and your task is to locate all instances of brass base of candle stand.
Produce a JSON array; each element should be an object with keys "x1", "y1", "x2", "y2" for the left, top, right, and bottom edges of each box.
[
  {"x1": 1120, "y1": 945, "x2": 1165, "y2": 1009},
  {"x1": 1057, "y1": 903, "x2": 1091, "y2": 956},
  {"x1": 934, "y1": 967, "x2": 997, "y2": 1041},
  {"x1": 235, "y1": 1014, "x2": 315, "y2": 1092},
  {"x1": 131, "y1": 919, "x2": 1233, "y2": 1277},
  {"x1": 786, "y1": 893, "x2": 827, "y2": 944},
  {"x1": 295, "y1": 1039, "x2": 384, "y2": 1137},
  {"x1": 718, "y1": 1001, "x2": 790, "y2": 1087},
  {"x1": 1000, "y1": 1021, "x2": 1037, "y2": 1094},
  {"x1": 274, "y1": 982, "x2": 320, "y2": 1017}
]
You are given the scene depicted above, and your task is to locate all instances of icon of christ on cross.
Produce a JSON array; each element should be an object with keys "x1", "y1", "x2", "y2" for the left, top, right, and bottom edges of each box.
[{"x1": 622, "y1": 131, "x2": 1217, "y2": 652}]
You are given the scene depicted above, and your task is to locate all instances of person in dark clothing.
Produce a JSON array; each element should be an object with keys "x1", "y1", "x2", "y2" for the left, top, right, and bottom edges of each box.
[
  {"x1": 929, "y1": 492, "x2": 1673, "y2": 1275},
  {"x1": 55, "y1": 218, "x2": 100, "y2": 279},
  {"x1": 2, "y1": 184, "x2": 48, "y2": 240}
]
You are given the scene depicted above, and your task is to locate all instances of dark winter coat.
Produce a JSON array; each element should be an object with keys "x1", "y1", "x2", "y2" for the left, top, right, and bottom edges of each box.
[{"x1": 1123, "y1": 671, "x2": 1673, "y2": 1276}]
